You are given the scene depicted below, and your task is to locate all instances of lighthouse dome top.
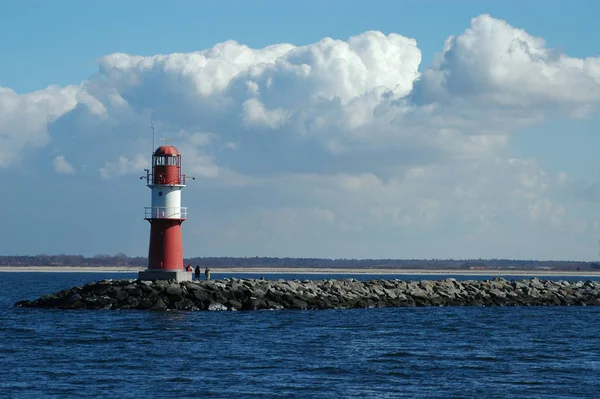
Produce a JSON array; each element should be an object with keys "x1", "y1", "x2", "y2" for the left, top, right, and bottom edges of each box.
[{"x1": 154, "y1": 145, "x2": 180, "y2": 156}]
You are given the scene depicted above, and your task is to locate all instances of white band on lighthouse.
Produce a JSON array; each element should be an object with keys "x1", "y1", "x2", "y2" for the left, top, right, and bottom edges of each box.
[{"x1": 146, "y1": 186, "x2": 187, "y2": 219}]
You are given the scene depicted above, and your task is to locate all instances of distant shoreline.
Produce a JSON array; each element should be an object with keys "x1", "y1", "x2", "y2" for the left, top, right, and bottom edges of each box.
[
  {"x1": 2, "y1": 265, "x2": 600, "y2": 277},
  {"x1": 0, "y1": 266, "x2": 143, "y2": 273}
]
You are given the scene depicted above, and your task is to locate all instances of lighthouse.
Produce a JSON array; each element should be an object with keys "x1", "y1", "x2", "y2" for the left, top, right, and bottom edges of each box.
[{"x1": 138, "y1": 144, "x2": 192, "y2": 281}]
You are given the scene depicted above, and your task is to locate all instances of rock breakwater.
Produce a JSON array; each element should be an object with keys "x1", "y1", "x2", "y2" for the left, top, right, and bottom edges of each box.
[{"x1": 14, "y1": 277, "x2": 600, "y2": 311}]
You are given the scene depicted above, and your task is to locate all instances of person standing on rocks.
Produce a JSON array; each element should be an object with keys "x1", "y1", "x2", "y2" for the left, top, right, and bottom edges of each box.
[{"x1": 204, "y1": 267, "x2": 211, "y2": 280}]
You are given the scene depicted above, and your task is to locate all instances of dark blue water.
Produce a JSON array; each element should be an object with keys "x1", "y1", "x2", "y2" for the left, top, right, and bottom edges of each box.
[{"x1": 2, "y1": 272, "x2": 600, "y2": 398}]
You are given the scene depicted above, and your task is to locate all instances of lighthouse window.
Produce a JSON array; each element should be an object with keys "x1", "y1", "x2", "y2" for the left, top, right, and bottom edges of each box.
[
  {"x1": 153, "y1": 156, "x2": 165, "y2": 166},
  {"x1": 167, "y1": 156, "x2": 178, "y2": 166},
  {"x1": 152, "y1": 155, "x2": 179, "y2": 166},
  {"x1": 158, "y1": 191, "x2": 163, "y2": 196}
]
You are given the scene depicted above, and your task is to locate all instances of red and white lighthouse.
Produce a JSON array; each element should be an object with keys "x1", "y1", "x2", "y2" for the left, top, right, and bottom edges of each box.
[{"x1": 138, "y1": 145, "x2": 191, "y2": 281}]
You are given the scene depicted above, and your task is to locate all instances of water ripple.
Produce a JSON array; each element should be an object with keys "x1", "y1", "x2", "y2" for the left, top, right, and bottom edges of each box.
[{"x1": 2, "y1": 272, "x2": 600, "y2": 398}]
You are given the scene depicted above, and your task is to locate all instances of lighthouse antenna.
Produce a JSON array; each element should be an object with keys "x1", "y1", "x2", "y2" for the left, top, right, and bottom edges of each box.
[{"x1": 151, "y1": 122, "x2": 155, "y2": 154}]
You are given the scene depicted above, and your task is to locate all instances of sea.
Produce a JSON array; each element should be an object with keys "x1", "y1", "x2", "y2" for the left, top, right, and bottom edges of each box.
[{"x1": 2, "y1": 272, "x2": 600, "y2": 399}]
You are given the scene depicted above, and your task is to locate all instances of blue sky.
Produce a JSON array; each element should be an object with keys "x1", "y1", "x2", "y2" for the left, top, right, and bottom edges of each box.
[
  {"x1": 2, "y1": 0, "x2": 596, "y2": 92},
  {"x1": 1, "y1": 1, "x2": 599, "y2": 260}
]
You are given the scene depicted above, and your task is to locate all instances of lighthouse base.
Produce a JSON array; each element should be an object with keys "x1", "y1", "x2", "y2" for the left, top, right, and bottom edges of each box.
[{"x1": 138, "y1": 269, "x2": 192, "y2": 282}]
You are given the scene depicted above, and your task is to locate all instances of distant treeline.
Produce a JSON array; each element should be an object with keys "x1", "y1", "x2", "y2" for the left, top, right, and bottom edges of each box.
[{"x1": 1, "y1": 254, "x2": 599, "y2": 271}]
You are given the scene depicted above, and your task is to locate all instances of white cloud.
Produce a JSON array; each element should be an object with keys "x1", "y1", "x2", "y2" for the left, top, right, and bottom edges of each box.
[
  {"x1": 557, "y1": 172, "x2": 569, "y2": 185},
  {"x1": 186, "y1": 132, "x2": 213, "y2": 147},
  {"x1": 53, "y1": 155, "x2": 76, "y2": 174},
  {"x1": 1, "y1": 14, "x2": 600, "y2": 259},
  {"x1": 99, "y1": 153, "x2": 148, "y2": 179},
  {"x1": 529, "y1": 198, "x2": 565, "y2": 226},
  {"x1": 172, "y1": 142, "x2": 220, "y2": 179},
  {"x1": 223, "y1": 141, "x2": 240, "y2": 151},
  {"x1": 0, "y1": 86, "x2": 80, "y2": 167},
  {"x1": 241, "y1": 98, "x2": 290, "y2": 129},
  {"x1": 411, "y1": 14, "x2": 600, "y2": 114}
]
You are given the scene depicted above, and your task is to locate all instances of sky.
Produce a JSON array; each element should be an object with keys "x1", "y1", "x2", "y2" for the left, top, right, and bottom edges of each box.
[{"x1": 1, "y1": 0, "x2": 600, "y2": 261}]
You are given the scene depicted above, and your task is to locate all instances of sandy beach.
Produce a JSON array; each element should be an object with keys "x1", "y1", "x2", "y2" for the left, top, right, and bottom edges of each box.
[{"x1": 2, "y1": 265, "x2": 600, "y2": 277}]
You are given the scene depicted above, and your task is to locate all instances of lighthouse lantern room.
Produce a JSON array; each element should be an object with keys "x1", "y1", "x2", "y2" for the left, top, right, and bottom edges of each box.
[{"x1": 138, "y1": 144, "x2": 192, "y2": 282}]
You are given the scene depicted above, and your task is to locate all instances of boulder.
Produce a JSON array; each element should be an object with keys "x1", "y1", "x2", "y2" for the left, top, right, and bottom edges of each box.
[
  {"x1": 13, "y1": 276, "x2": 600, "y2": 312},
  {"x1": 208, "y1": 302, "x2": 228, "y2": 311},
  {"x1": 227, "y1": 300, "x2": 243, "y2": 310},
  {"x1": 150, "y1": 298, "x2": 167, "y2": 311}
]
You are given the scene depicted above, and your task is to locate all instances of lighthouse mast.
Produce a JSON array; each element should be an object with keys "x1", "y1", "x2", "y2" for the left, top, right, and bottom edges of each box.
[{"x1": 139, "y1": 139, "x2": 191, "y2": 282}]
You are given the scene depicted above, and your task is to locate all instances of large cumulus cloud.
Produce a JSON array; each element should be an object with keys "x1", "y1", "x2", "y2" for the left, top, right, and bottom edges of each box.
[
  {"x1": 0, "y1": 14, "x2": 599, "y2": 259},
  {"x1": 411, "y1": 14, "x2": 600, "y2": 117}
]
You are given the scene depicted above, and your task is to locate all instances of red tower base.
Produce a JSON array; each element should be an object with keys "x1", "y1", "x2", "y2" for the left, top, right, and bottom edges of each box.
[
  {"x1": 147, "y1": 219, "x2": 184, "y2": 270},
  {"x1": 139, "y1": 218, "x2": 191, "y2": 282}
]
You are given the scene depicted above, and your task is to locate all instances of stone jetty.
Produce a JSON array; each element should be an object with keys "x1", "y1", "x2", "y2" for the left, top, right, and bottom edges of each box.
[{"x1": 14, "y1": 277, "x2": 600, "y2": 311}]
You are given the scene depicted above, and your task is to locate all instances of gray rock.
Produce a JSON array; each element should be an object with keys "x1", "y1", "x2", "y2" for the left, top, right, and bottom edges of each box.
[
  {"x1": 489, "y1": 288, "x2": 506, "y2": 298},
  {"x1": 530, "y1": 278, "x2": 545, "y2": 290},
  {"x1": 266, "y1": 300, "x2": 284, "y2": 310},
  {"x1": 151, "y1": 298, "x2": 167, "y2": 311},
  {"x1": 175, "y1": 299, "x2": 195, "y2": 310},
  {"x1": 227, "y1": 300, "x2": 243, "y2": 310},
  {"x1": 14, "y1": 276, "x2": 600, "y2": 312},
  {"x1": 137, "y1": 298, "x2": 153, "y2": 309},
  {"x1": 290, "y1": 298, "x2": 308, "y2": 309},
  {"x1": 408, "y1": 288, "x2": 430, "y2": 300},
  {"x1": 165, "y1": 284, "x2": 182, "y2": 296},
  {"x1": 208, "y1": 302, "x2": 228, "y2": 311},
  {"x1": 116, "y1": 290, "x2": 128, "y2": 301}
]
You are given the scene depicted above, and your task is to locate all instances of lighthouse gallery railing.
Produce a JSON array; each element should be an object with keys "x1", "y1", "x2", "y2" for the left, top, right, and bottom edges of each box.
[
  {"x1": 145, "y1": 170, "x2": 187, "y2": 186},
  {"x1": 144, "y1": 207, "x2": 188, "y2": 219}
]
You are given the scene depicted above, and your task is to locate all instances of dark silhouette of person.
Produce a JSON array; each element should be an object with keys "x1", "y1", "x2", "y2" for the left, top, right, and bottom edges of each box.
[{"x1": 194, "y1": 265, "x2": 200, "y2": 280}]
